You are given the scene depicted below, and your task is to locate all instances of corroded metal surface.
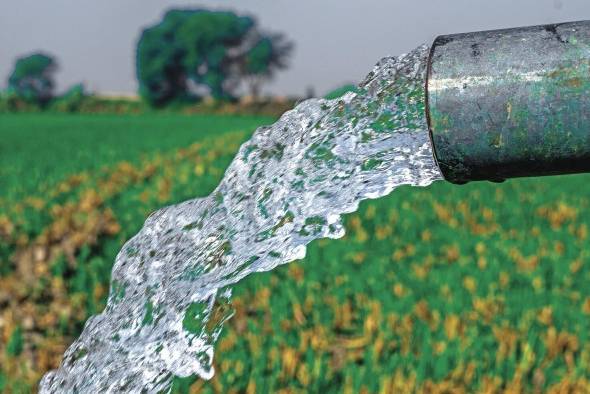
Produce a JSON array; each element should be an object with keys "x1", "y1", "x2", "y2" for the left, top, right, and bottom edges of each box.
[{"x1": 426, "y1": 21, "x2": 590, "y2": 184}]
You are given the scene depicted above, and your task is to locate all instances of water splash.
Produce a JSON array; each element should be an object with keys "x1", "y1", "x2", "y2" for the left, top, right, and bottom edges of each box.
[{"x1": 40, "y1": 44, "x2": 442, "y2": 392}]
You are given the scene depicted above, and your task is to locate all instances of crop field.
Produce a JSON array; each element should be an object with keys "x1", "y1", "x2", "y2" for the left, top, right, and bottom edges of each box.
[{"x1": 2, "y1": 113, "x2": 590, "y2": 393}]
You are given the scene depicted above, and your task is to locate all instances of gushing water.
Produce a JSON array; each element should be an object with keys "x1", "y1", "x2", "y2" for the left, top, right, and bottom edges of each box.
[{"x1": 40, "y1": 44, "x2": 442, "y2": 392}]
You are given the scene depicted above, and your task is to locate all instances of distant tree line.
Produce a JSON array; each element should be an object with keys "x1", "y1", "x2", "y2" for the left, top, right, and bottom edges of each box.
[
  {"x1": 3, "y1": 51, "x2": 87, "y2": 112},
  {"x1": 4, "y1": 8, "x2": 293, "y2": 109}
]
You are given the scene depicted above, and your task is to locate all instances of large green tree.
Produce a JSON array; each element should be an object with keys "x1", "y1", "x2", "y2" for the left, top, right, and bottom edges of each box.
[
  {"x1": 136, "y1": 9, "x2": 293, "y2": 106},
  {"x1": 8, "y1": 53, "x2": 57, "y2": 106}
]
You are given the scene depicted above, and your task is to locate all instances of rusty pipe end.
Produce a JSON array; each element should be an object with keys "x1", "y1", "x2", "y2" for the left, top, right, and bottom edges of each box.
[{"x1": 426, "y1": 20, "x2": 590, "y2": 184}]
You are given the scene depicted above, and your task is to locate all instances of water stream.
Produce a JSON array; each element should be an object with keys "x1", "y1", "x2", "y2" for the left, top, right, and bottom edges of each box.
[{"x1": 40, "y1": 44, "x2": 443, "y2": 393}]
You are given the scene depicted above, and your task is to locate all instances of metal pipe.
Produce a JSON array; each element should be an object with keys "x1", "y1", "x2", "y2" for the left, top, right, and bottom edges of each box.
[{"x1": 425, "y1": 20, "x2": 590, "y2": 184}]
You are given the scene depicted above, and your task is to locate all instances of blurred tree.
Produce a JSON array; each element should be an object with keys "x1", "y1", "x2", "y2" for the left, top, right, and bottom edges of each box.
[
  {"x1": 53, "y1": 83, "x2": 87, "y2": 112},
  {"x1": 136, "y1": 9, "x2": 293, "y2": 106},
  {"x1": 8, "y1": 53, "x2": 57, "y2": 107},
  {"x1": 237, "y1": 34, "x2": 292, "y2": 99}
]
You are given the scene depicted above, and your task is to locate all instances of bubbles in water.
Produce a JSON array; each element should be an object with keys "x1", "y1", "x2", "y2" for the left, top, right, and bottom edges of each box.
[{"x1": 40, "y1": 44, "x2": 442, "y2": 393}]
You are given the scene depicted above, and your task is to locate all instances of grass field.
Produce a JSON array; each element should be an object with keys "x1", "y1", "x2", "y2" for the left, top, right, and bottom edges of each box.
[
  {"x1": 2, "y1": 113, "x2": 590, "y2": 393},
  {"x1": 0, "y1": 113, "x2": 272, "y2": 202}
]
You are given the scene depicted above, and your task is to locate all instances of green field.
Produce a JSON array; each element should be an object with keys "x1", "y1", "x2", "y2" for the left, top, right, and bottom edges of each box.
[
  {"x1": 0, "y1": 113, "x2": 272, "y2": 202},
  {"x1": 2, "y1": 113, "x2": 590, "y2": 393}
]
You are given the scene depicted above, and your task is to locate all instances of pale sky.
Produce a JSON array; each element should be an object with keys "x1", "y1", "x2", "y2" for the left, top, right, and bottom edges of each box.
[{"x1": 1, "y1": 0, "x2": 590, "y2": 96}]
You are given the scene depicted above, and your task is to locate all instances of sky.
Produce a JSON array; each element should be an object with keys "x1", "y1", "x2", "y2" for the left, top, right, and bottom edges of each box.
[{"x1": 1, "y1": 0, "x2": 590, "y2": 96}]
